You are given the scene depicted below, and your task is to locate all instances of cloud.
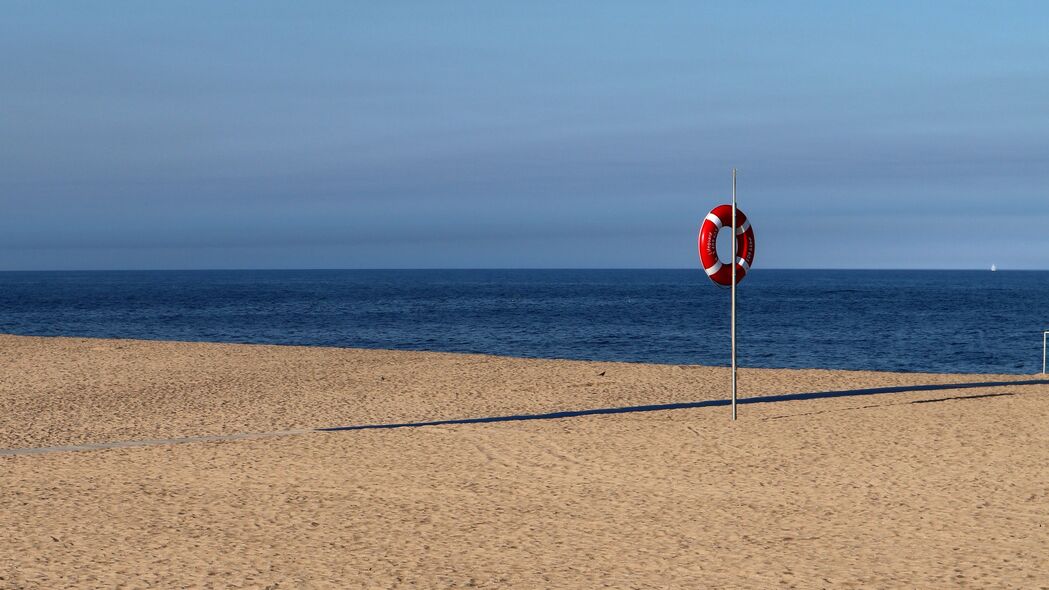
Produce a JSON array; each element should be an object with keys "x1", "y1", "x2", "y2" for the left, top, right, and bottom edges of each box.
[{"x1": 1, "y1": 1, "x2": 1047, "y2": 269}]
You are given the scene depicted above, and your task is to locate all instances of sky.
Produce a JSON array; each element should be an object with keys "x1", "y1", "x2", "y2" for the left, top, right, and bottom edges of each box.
[{"x1": 1, "y1": 1, "x2": 1047, "y2": 270}]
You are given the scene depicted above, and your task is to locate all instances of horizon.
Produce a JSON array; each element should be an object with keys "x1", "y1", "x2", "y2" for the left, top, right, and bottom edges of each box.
[
  {"x1": 0, "y1": 266, "x2": 1042, "y2": 273},
  {"x1": 3, "y1": 2, "x2": 1048, "y2": 271}
]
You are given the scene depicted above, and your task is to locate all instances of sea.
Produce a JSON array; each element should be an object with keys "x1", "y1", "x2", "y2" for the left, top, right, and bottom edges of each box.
[{"x1": 1, "y1": 269, "x2": 1047, "y2": 374}]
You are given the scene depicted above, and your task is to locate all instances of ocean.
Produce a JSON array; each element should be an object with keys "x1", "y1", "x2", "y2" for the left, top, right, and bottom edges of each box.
[{"x1": 1, "y1": 269, "x2": 1047, "y2": 374}]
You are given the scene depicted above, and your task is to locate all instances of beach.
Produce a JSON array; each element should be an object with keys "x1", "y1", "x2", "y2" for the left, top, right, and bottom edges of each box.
[{"x1": 2, "y1": 333, "x2": 1048, "y2": 587}]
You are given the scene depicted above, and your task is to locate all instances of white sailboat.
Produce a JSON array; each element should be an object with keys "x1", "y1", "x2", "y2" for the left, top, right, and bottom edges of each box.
[{"x1": 991, "y1": 264, "x2": 997, "y2": 272}]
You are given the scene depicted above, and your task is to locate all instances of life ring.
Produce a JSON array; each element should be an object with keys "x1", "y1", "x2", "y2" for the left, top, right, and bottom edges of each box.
[{"x1": 698, "y1": 204, "x2": 755, "y2": 287}]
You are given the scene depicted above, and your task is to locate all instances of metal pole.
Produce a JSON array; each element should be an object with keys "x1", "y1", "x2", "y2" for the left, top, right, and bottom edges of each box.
[
  {"x1": 1043, "y1": 331, "x2": 1047, "y2": 375},
  {"x1": 731, "y1": 169, "x2": 737, "y2": 420}
]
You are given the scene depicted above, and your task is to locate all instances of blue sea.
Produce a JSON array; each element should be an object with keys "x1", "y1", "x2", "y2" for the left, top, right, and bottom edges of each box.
[{"x1": 1, "y1": 269, "x2": 1047, "y2": 374}]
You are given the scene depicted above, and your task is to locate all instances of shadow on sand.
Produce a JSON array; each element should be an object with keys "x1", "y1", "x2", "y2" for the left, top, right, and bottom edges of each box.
[{"x1": 318, "y1": 378, "x2": 1049, "y2": 432}]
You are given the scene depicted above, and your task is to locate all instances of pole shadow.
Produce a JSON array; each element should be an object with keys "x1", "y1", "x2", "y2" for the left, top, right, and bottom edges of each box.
[{"x1": 317, "y1": 379, "x2": 1049, "y2": 433}]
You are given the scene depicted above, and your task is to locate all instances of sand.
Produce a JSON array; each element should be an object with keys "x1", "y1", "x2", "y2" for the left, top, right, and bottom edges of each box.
[{"x1": 2, "y1": 334, "x2": 1048, "y2": 588}]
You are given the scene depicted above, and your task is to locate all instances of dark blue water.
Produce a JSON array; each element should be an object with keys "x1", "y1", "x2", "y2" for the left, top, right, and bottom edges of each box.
[{"x1": 1, "y1": 270, "x2": 1047, "y2": 374}]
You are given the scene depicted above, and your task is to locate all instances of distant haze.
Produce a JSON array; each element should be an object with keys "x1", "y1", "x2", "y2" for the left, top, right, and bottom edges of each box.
[{"x1": 2, "y1": 2, "x2": 1047, "y2": 270}]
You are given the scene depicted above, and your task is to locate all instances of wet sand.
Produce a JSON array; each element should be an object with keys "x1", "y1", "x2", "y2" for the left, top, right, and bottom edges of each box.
[{"x1": 2, "y1": 334, "x2": 1048, "y2": 588}]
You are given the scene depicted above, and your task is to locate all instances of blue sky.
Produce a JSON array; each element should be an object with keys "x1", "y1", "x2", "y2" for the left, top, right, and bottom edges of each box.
[{"x1": 2, "y1": 1, "x2": 1047, "y2": 270}]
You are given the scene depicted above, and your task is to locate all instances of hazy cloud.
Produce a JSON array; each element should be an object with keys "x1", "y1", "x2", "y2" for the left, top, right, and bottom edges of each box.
[{"x1": 1, "y1": 1, "x2": 1047, "y2": 269}]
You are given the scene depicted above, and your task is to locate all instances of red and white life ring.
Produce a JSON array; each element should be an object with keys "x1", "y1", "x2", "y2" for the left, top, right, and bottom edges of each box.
[{"x1": 698, "y1": 204, "x2": 755, "y2": 287}]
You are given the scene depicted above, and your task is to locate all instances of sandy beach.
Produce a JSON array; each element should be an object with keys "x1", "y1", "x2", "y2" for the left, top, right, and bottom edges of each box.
[{"x1": 2, "y1": 333, "x2": 1048, "y2": 588}]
